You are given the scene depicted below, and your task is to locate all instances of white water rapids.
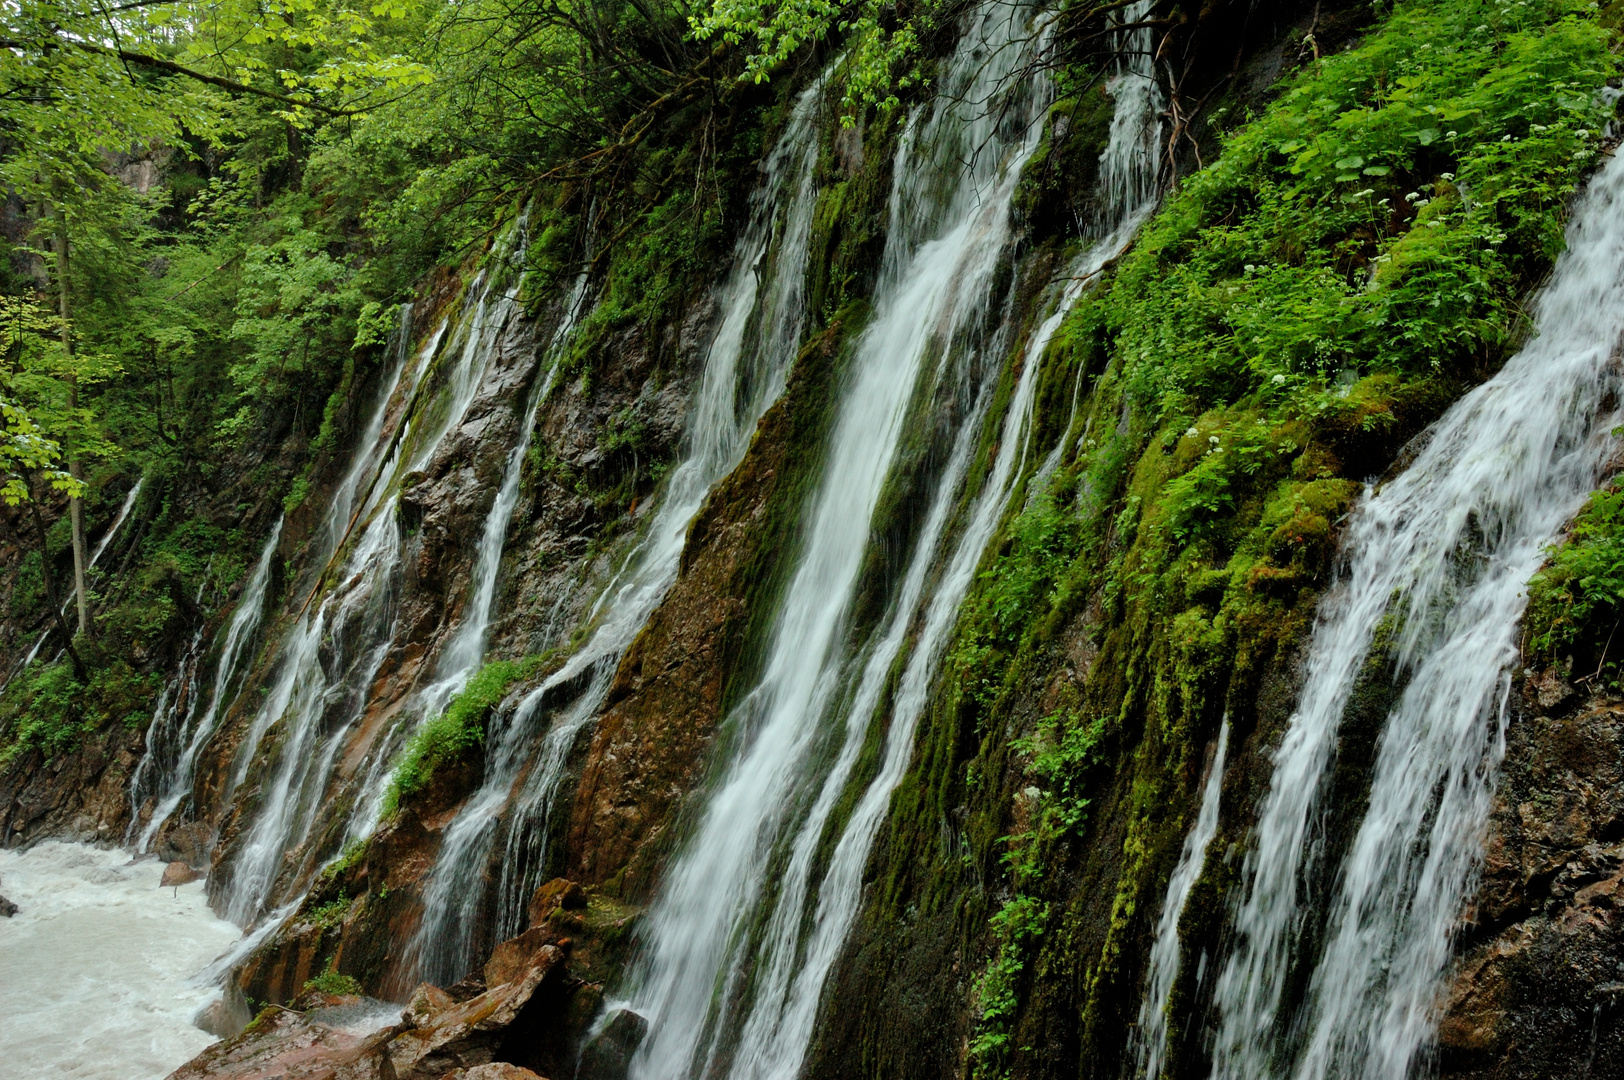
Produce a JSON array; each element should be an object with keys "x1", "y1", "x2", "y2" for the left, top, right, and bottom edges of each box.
[
  {"x1": 1205, "y1": 138, "x2": 1624, "y2": 1080},
  {"x1": 0, "y1": 842, "x2": 242, "y2": 1079}
]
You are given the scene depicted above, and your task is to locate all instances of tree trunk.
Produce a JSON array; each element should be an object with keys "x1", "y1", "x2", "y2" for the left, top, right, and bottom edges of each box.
[
  {"x1": 53, "y1": 217, "x2": 91, "y2": 638},
  {"x1": 28, "y1": 480, "x2": 87, "y2": 683}
]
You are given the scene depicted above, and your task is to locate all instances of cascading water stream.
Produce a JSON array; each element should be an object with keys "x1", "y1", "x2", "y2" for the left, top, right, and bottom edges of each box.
[
  {"x1": 402, "y1": 77, "x2": 827, "y2": 988},
  {"x1": 129, "y1": 517, "x2": 283, "y2": 852},
  {"x1": 219, "y1": 247, "x2": 535, "y2": 924},
  {"x1": 342, "y1": 262, "x2": 596, "y2": 840},
  {"x1": 1208, "y1": 148, "x2": 1624, "y2": 1080},
  {"x1": 1135, "y1": 719, "x2": 1230, "y2": 1080},
  {"x1": 222, "y1": 307, "x2": 437, "y2": 801},
  {"x1": 608, "y1": 5, "x2": 1151, "y2": 1076}
]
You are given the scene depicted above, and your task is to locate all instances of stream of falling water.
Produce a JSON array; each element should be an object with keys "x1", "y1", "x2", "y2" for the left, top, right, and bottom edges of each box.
[
  {"x1": 5, "y1": 476, "x2": 147, "y2": 685},
  {"x1": 1136, "y1": 719, "x2": 1229, "y2": 1080},
  {"x1": 124, "y1": 300, "x2": 425, "y2": 851},
  {"x1": 342, "y1": 256, "x2": 596, "y2": 841},
  {"x1": 611, "y1": 5, "x2": 1116, "y2": 1076},
  {"x1": 403, "y1": 76, "x2": 827, "y2": 988},
  {"x1": 1207, "y1": 146, "x2": 1624, "y2": 1080},
  {"x1": 217, "y1": 237, "x2": 536, "y2": 924},
  {"x1": 130, "y1": 516, "x2": 283, "y2": 852}
]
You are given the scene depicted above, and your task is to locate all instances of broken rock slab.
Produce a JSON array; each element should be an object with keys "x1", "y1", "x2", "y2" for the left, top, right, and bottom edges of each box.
[
  {"x1": 168, "y1": 934, "x2": 567, "y2": 1080},
  {"x1": 165, "y1": 996, "x2": 399, "y2": 1080}
]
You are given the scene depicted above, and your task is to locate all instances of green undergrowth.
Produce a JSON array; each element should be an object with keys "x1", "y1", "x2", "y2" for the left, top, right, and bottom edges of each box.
[
  {"x1": 380, "y1": 654, "x2": 546, "y2": 818},
  {"x1": 917, "y1": 1, "x2": 1624, "y2": 1076},
  {"x1": 301, "y1": 961, "x2": 364, "y2": 997},
  {"x1": 0, "y1": 653, "x2": 165, "y2": 764},
  {"x1": 1526, "y1": 477, "x2": 1624, "y2": 687}
]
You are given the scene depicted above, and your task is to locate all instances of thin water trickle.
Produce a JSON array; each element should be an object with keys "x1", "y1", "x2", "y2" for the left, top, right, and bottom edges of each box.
[
  {"x1": 131, "y1": 518, "x2": 283, "y2": 852},
  {"x1": 403, "y1": 77, "x2": 826, "y2": 987},
  {"x1": 1208, "y1": 148, "x2": 1624, "y2": 1080},
  {"x1": 1136, "y1": 719, "x2": 1229, "y2": 1080},
  {"x1": 6, "y1": 476, "x2": 147, "y2": 685},
  {"x1": 344, "y1": 263, "x2": 595, "y2": 840},
  {"x1": 218, "y1": 264, "x2": 534, "y2": 924}
]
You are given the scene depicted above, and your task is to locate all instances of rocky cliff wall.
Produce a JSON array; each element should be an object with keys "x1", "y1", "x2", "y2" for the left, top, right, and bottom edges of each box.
[{"x1": 8, "y1": 4, "x2": 1624, "y2": 1080}]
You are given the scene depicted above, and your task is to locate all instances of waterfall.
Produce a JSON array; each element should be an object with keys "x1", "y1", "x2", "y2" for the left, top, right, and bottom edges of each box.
[
  {"x1": 401, "y1": 75, "x2": 826, "y2": 987},
  {"x1": 90, "y1": 477, "x2": 145, "y2": 567},
  {"x1": 129, "y1": 517, "x2": 283, "y2": 852},
  {"x1": 344, "y1": 263, "x2": 595, "y2": 838},
  {"x1": 1208, "y1": 149, "x2": 1624, "y2": 1080},
  {"x1": 1136, "y1": 719, "x2": 1229, "y2": 1080},
  {"x1": 609, "y1": 5, "x2": 1099, "y2": 1076},
  {"x1": 218, "y1": 243, "x2": 536, "y2": 924}
]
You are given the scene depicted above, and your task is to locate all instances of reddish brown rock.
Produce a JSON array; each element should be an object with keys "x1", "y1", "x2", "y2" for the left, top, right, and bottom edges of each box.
[
  {"x1": 435, "y1": 1065, "x2": 545, "y2": 1079},
  {"x1": 484, "y1": 928, "x2": 557, "y2": 988},
  {"x1": 566, "y1": 322, "x2": 846, "y2": 900},
  {"x1": 161, "y1": 861, "x2": 204, "y2": 887},
  {"x1": 172, "y1": 938, "x2": 568, "y2": 1080},
  {"x1": 387, "y1": 945, "x2": 564, "y2": 1080},
  {"x1": 166, "y1": 1001, "x2": 398, "y2": 1080},
  {"x1": 526, "y1": 879, "x2": 586, "y2": 928},
  {"x1": 1438, "y1": 696, "x2": 1624, "y2": 1078}
]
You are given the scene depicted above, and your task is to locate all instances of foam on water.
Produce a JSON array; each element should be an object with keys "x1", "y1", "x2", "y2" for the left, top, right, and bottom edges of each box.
[{"x1": 0, "y1": 842, "x2": 241, "y2": 1079}]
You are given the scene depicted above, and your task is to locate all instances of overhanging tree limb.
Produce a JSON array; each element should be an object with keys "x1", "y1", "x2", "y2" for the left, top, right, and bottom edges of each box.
[{"x1": 0, "y1": 34, "x2": 370, "y2": 115}]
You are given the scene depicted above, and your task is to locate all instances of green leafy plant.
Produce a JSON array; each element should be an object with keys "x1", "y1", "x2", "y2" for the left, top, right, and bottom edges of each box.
[
  {"x1": 1527, "y1": 480, "x2": 1624, "y2": 678},
  {"x1": 380, "y1": 654, "x2": 546, "y2": 817}
]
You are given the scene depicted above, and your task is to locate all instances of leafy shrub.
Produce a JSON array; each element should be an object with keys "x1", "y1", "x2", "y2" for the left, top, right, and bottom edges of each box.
[
  {"x1": 301, "y1": 964, "x2": 363, "y2": 997},
  {"x1": 307, "y1": 892, "x2": 352, "y2": 929},
  {"x1": 0, "y1": 660, "x2": 88, "y2": 764},
  {"x1": 1526, "y1": 480, "x2": 1624, "y2": 679},
  {"x1": 379, "y1": 654, "x2": 545, "y2": 817}
]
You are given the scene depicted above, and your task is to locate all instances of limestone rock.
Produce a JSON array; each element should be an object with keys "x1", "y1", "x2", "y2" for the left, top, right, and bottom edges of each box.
[
  {"x1": 171, "y1": 934, "x2": 568, "y2": 1079},
  {"x1": 484, "y1": 927, "x2": 554, "y2": 988},
  {"x1": 402, "y1": 983, "x2": 456, "y2": 1028},
  {"x1": 435, "y1": 1066, "x2": 545, "y2": 1080},
  {"x1": 387, "y1": 945, "x2": 564, "y2": 1080},
  {"x1": 0, "y1": 893, "x2": 16, "y2": 917},
  {"x1": 165, "y1": 1001, "x2": 399, "y2": 1079},
  {"x1": 525, "y1": 878, "x2": 586, "y2": 929},
  {"x1": 161, "y1": 861, "x2": 203, "y2": 887}
]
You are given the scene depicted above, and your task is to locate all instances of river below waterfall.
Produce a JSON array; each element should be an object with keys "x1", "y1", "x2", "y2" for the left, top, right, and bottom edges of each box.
[{"x1": 0, "y1": 842, "x2": 241, "y2": 1079}]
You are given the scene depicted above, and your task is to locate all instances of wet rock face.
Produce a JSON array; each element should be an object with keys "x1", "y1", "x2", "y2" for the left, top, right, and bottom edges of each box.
[
  {"x1": 564, "y1": 319, "x2": 845, "y2": 902},
  {"x1": 0, "y1": 726, "x2": 145, "y2": 845},
  {"x1": 167, "y1": 997, "x2": 401, "y2": 1080},
  {"x1": 1438, "y1": 688, "x2": 1624, "y2": 1079}
]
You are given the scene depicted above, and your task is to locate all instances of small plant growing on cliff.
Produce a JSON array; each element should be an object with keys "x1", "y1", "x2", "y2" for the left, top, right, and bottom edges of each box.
[
  {"x1": 380, "y1": 654, "x2": 546, "y2": 818},
  {"x1": 302, "y1": 962, "x2": 363, "y2": 998},
  {"x1": 308, "y1": 892, "x2": 352, "y2": 930},
  {"x1": 1527, "y1": 478, "x2": 1624, "y2": 683},
  {"x1": 319, "y1": 839, "x2": 368, "y2": 886}
]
